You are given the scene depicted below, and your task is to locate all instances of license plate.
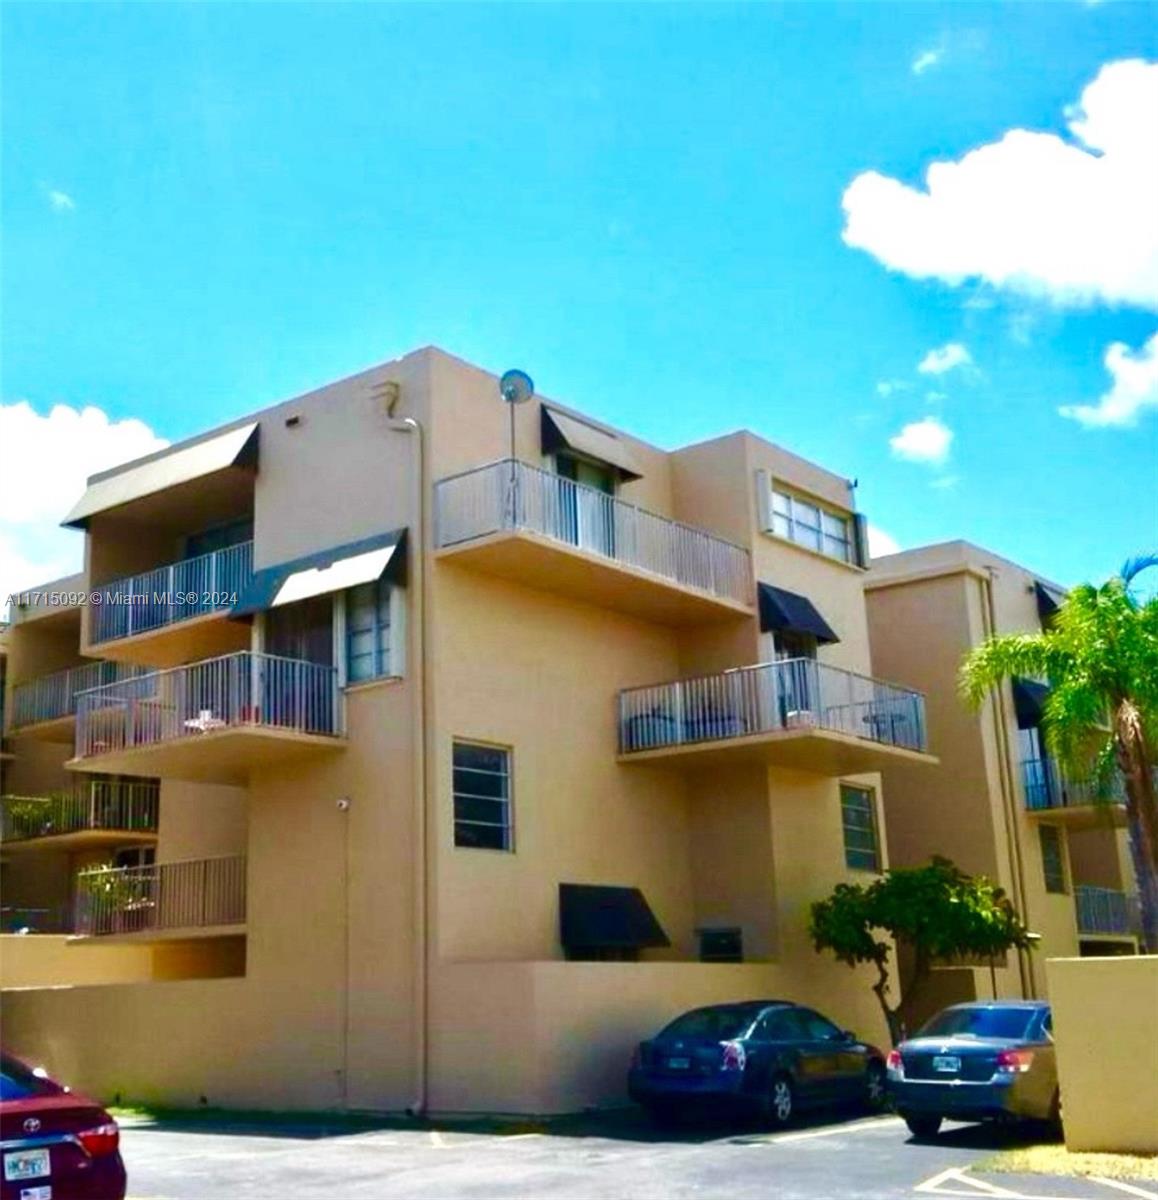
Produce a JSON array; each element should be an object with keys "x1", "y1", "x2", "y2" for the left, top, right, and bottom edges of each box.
[
  {"x1": 667, "y1": 1056, "x2": 691, "y2": 1070},
  {"x1": 4, "y1": 1148, "x2": 50, "y2": 1181},
  {"x1": 21, "y1": 1187, "x2": 52, "y2": 1200},
  {"x1": 933, "y1": 1055, "x2": 961, "y2": 1073}
]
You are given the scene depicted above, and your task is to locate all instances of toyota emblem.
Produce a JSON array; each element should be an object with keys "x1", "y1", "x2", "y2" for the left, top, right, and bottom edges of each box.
[{"x1": 23, "y1": 1117, "x2": 41, "y2": 1133}]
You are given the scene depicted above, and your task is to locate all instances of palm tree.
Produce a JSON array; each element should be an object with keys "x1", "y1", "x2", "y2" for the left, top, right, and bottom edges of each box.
[{"x1": 960, "y1": 555, "x2": 1158, "y2": 952}]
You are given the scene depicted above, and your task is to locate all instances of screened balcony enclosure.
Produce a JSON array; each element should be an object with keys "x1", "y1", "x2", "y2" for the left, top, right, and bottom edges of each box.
[
  {"x1": 435, "y1": 459, "x2": 754, "y2": 625},
  {"x1": 70, "y1": 651, "x2": 345, "y2": 784},
  {"x1": 619, "y1": 658, "x2": 933, "y2": 774}
]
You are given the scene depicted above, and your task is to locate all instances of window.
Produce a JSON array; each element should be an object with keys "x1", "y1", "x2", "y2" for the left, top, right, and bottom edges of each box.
[
  {"x1": 1039, "y1": 825, "x2": 1067, "y2": 894},
  {"x1": 755, "y1": 1009, "x2": 803, "y2": 1041},
  {"x1": 771, "y1": 488, "x2": 852, "y2": 563},
  {"x1": 796, "y1": 1008, "x2": 844, "y2": 1041},
  {"x1": 113, "y1": 846, "x2": 155, "y2": 870},
  {"x1": 660, "y1": 1006, "x2": 760, "y2": 1041},
  {"x1": 772, "y1": 630, "x2": 817, "y2": 661},
  {"x1": 840, "y1": 785, "x2": 880, "y2": 872},
  {"x1": 918, "y1": 1006, "x2": 1036, "y2": 1040},
  {"x1": 698, "y1": 927, "x2": 743, "y2": 963},
  {"x1": 346, "y1": 579, "x2": 394, "y2": 683},
  {"x1": 453, "y1": 742, "x2": 512, "y2": 851}
]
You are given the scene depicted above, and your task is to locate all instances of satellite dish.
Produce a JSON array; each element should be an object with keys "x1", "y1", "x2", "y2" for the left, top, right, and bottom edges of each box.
[{"x1": 499, "y1": 369, "x2": 535, "y2": 405}]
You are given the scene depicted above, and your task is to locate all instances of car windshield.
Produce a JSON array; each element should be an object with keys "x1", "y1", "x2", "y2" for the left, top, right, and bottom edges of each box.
[
  {"x1": 660, "y1": 1006, "x2": 758, "y2": 1041},
  {"x1": 0, "y1": 1056, "x2": 61, "y2": 1101},
  {"x1": 918, "y1": 1007, "x2": 1036, "y2": 1041}
]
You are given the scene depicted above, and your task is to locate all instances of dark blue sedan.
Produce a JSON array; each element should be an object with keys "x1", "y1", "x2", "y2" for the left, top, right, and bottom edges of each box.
[{"x1": 628, "y1": 1000, "x2": 887, "y2": 1126}]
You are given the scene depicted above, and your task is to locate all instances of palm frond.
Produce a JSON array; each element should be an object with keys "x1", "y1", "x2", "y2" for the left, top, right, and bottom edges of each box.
[{"x1": 1121, "y1": 554, "x2": 1158, "y2": 588}]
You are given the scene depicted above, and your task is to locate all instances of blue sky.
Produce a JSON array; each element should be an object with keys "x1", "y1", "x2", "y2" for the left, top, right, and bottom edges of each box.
[{"x1": 2, "y1": 2, "x2": 1156, "y2": 599}]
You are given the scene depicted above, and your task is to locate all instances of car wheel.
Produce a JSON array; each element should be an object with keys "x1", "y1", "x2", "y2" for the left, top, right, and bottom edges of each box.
[
  {"x1": 904, "y1": 1114, "x2": 943, "y2": 1141},
  {"x1": 864, "y1": 1061, "x2": 888, "y2": 1112},
  {"x1": 765, "y1": 1074, "x2": 795, "y2": 1127}
]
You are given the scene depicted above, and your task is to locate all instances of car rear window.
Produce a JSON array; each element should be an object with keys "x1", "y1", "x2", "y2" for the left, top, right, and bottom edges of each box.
[
  {"x1": 0, "y1": 1057, "x2": 60, "y2": 1101},
  {"x1": 660, "y1": 1006, "x2": 758, "y2": 1041},
  {"x1": 918, "y1": 1007, "x2": 1037, "y2": 1040}
]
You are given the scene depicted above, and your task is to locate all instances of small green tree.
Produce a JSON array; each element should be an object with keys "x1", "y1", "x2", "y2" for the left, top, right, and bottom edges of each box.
[{"x1": 809, "y1": 857, "x2": 1032, "y2": 1045}]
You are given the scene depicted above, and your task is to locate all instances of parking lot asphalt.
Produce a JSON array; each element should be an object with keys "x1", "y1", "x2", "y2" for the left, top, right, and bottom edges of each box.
[{"x1": 118, "y1": 1109, "x2": 1155, "y2": 1200}]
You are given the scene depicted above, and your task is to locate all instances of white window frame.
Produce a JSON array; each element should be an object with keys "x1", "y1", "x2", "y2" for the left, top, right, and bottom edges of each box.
[{"x1": 771, "y1": 487, "x2": 852, "y2": 563}]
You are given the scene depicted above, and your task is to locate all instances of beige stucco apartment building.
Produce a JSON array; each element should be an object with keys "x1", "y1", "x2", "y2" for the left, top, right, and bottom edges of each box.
[
  {"x1": 865, "y1": 541, "x2": 1141, "y2": 1023},
  {"x1": 1, "y1": 346, "x2": 937, "y2": 1114}
]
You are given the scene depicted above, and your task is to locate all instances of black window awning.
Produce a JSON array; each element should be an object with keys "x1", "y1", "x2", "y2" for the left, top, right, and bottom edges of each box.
[
  {"x1": 232, "y1": 529, "x2": 406, "y2": 618},
  {"x1": 540, "y1": 406, "x2": 643, "y2": 480},
  {"x1": 757, "y1": 584, "x2": 840, "y2": 644},
  {"x1": 1012, "y1": 677, "x2": 1051, "y2": 729},
  {"x1": 1034, "y1": 582, "x2": 1063, "y2": 623},
  {"x1": 559, "y1": 884, "x2": 670, "y2": 952}
]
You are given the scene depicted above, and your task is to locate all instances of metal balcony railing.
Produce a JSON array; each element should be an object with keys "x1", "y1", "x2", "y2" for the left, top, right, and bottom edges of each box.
[
  {"x1": 9, "y1": 661, "x2": 154, "y2": 730},
  {"x1": 1, "y1": 780, "x2": 160, "y2": 843},
  {"x1": 75, "y1": 855, "x2": 246, "y2": 937},
  {"x1": 1021, "y1": 757, "x2": 1127, "y2": 812},
  {"x1": 1075, "y1": 885, "x2": 1141, "y2": 937},
  {"x1": 90, "y1": 540, "x2": 254, "y2": 645},
  {"x1": 435, "y1": 459, "x2": 752, "y2": 607},
  {"x1": 74, "y1": 651, "x2": 343, "y2": 760},
  {"x1": 619, "y1": 657, "x2": 928, "y2": 754}
]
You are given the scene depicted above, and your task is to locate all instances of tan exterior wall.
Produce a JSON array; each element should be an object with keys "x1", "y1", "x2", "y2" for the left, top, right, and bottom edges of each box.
[
  {"x1": 156, "y1": 782, "x2": 246, "y2": 862},
  {"x1": 0, "y1": 936, "x2": 156, "y2": 989},
  {"x1": 865, "y1": 543, "x2": 1103, "y2": 1001},
  {"x1": 1046, "y1": 955, "x2": 1158, "y2": 1153}
]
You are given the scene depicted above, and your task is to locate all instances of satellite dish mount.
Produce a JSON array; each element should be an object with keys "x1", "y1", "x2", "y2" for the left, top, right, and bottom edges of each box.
[{"x1": 499, "y1": 369, "x2": 535, "y2": 525}]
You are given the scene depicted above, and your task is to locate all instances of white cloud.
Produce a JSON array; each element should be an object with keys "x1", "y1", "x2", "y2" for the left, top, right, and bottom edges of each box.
[
  {"x1": 1059, "y1": 331, "x2": 1158, "y2": 427},
  {"x1": 889, "y1": 416, "x2": 954, "y2": 465},
  {"x1": 867, "y1": 523, "x2": 902, "y2": 559},
  {"x1": 918, "y1": 342, "x2": 972, "y2": 375},
  {"x1": 912, "y1": 48, "x2": 943, "y2": 75},
  {"x1": 931, "y1": 474, "x2": 961, "y2": 490},
  {"x1": 842, "y1": 59, "x2": 1158, "y2": 310},
  {"x1": 876, "y1": 379, "x2": 910, "y2": 398},
  {"x1": 925, "y1": 390, "x2": 948, "y2": 403},
  {"x1": 0, "y1": 401, "x2": 168, "y2": 607},
  {"x1": 47, "y1": 189, "x2": 75, "y2": 212}
]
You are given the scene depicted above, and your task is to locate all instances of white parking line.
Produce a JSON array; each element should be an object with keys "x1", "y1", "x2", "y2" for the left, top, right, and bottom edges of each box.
[
  {"x1": 737, "y1": 1115, "x2": 906, "y2": 1145},
  {"x1": 914, "y1": 1164, "x2": 1156, "y2": 1199}
]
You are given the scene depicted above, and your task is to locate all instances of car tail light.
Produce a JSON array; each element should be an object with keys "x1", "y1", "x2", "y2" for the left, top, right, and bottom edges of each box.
[
  {"x1": 720, "y1": 1041, "x2": 746, "y2": 1072},
  {"x1": 995, "y1": 1049, "x2": 1034, "y2": 1074},
  {"x1": 886, "y1": 1049, "x2": 904, "y2": 1080},
  {"x1": 77, "y1": 1123, "x2": 120, "y2": 1157}
]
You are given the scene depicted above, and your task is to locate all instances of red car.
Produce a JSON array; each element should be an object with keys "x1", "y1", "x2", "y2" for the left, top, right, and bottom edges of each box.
[{"x1": 1, "y1": 1052, "x2": 125, "y2": 1200}]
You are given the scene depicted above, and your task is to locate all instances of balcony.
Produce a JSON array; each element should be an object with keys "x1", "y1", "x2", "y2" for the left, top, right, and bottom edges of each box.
[
  {"x1": 618, "y1": 658, "x2": 933, "y2": 774},
  {"x1": 435, "y1": 459, "x2": 753, "y2": 625},
  {"x1": 1, "y1": 779, "x2": 159, "y2": 853},
  {"x1": 70, "y1": 651, "x2": 345, "y2": 784},
  {"x1": 1075, "y1": 886, "x2": 1141, "y2": 939},
  {"x1": 1, "y1": 904, "x2": 74, "y2": 935},
  {"x1": 74, "y1": 855, "x2": 246, "y2": 939},
  {"x1": 1021, "y1": 757, "x2": 1127, "y2": 829},
  {"x1": 8, "y1": 661, "x2": 154, "y2": 740},
  {"x1": 88, "y1": 541, "x2": 255, "y2": 667}
]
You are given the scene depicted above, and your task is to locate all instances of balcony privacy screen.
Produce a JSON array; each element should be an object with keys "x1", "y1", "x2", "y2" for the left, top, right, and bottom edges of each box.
[
  {"x1": 757, "y1": 584, "x2": 840, "y2": 644},
  {"x1": 540, "y1": 406, "x2": 643, "y2": 480},
  {"x1": 558, "y1": 884, "x2": 670, "y2": 953},
  {"x1": 232, "y1": 529, "x2": 406, "y2": 616},
  {"x1": 63, "y1": 423, "x2": 259, "y2": 528}
]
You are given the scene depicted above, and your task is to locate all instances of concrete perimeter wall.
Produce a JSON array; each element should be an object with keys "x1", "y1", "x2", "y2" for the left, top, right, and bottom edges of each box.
[
  {"x1": 429, "y1": 959, "x2": 892, "y2": 1115},
  {"x1": 1046, "y1": 955, "x2": 1158, "y2": 1154}
]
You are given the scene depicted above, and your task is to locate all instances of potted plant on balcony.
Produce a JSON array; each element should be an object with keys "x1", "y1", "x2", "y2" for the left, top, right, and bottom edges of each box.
[{"x1": 76, "y1": 863, "x2": 156, "y2": 934}]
